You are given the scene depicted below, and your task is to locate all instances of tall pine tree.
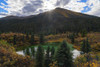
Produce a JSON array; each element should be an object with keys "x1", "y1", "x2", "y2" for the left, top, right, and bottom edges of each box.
[
  {"x1": 31, "y1": 47, "x2": 35, "y2": 58},
  {"x1": 85, "y1": 38, "x2": 91, "y2": 53},
  {"x1": 51, "y1": 46, "x2": 55, "y2": 62},
  {"x1": 30, "y1": 34, "x2": 35, "y2": 45},
  {"x1": 13, "y1": 35, "x2": 17, "y2": 45},
  {"x1": 26, "y1": 33, "x2": 29, "y2": 40},
  {"x1": 35, "y1": 45, "x2": 44, "y2": 67},
  {"x1": 81, "y1": 38, "x2": 91, "y2": 54},
  {"x1": 55, "y1": 41, "x2": 73, "y2": 67},
  {"x1": 25, "y1": 48, "x2": 30, "y2": 56},
  {"x1": 44, "y1": 46, "x2": 51, "y2": 67},
  {"x1": 81, "y1": 40, "x2": 86, "y2": 54},
  {"x1": 70, "y1": 34, "x2": 75, "y2": 44},
  {"x1": 39, "y1": 34, "x2": 44, "y2": 44},
  {"x1": 22, "y1": 35, "x2": 25, "y2": 43}
]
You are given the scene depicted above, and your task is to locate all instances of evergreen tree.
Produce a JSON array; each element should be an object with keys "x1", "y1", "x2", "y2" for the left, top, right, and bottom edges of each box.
[
  {"x1": 81, "y1": 39, "x2": 91, "y2": 54},
  {"x1": 39, "y1": 34, "x2": 44, "y2": 44},
  {"x1": 70, "y1": 34, "x2": 75, "y2": 43},
  {"x1": 55, "y1": 41, "x2": 73, "y2": 67},
  {"x1": 22, "y1": 35, "x2": 25, "y2": 43},
  {"x1": 0, "y1": 33, "x2": 1, "y2": 40},
  {"x1": 31, "y1": 47, "x2": 35, "y2": 58},
  {"x1": 13, "y1": 35, "x2": 17, "y2": 45},
  {"x1": 44, "y1": 46, "x2": 51, "y2": 67},
  {"x1": 26, "y1": 33, "x2": 29, "y2": 40},
  {"x1": 81, "y1": 29, "x2": 87, "y2": 37},
  {"x1": 51, "y1": 47, "x2": 55, "y2": 58},
  {"x1": 81, "y1": 40, "x2": 86, "y2": 54},
  {"x1": 50, "y1": 47, "x2": 55, "y2": 63},
  {"x1": 35, "y1": 45, "x2": 44, "y2": 67},
  {"x1": 25, "y1": 48, "x2": 30, "y2": 56},
  {"x1": 85, "y1": 38, "x2": 91, "y2": 53},
  {"x1": 68, "y1": 33, "x2": 75, "y2": 43},
  {"x1": 30, "y1": 34, "x2": 35, "y2": 45}
]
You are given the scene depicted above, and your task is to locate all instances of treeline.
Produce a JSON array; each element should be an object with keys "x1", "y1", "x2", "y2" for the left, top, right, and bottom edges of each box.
[
  {"x1": 12, "y1": 33, "x2": 45, "y2": 45},
  {"x1": 0, "y1": 33, "x2": 45, "y2": 50},
  {"x1": 0, "y1": 17, "x2": 100, "y2": 35}
]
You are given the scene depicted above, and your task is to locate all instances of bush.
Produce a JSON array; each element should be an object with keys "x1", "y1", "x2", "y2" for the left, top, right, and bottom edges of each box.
[{"x1": 0, "y1": 40, "x2": 34, "y2": 67}]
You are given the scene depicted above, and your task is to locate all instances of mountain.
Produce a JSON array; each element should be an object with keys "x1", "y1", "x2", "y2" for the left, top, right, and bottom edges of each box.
[{"x1": 0, "y1": 8, "x2": 100, "y2": 34}]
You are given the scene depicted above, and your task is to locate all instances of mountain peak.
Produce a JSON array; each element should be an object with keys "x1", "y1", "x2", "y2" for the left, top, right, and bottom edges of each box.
[
  {"x1": 0, "y1": 7, "x2": 100, "y2": 34},
  {"x1": 54, "y1": 7, "x2": 68, "y2": 11},
  {"x1": 55, "y1": 7, "x2": 63, "y2": 10}
]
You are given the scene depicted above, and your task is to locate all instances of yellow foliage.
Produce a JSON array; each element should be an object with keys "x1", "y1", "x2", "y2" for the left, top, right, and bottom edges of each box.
[
  {"x1": 49, "y1": 61, "x2": 58, "y2": 67},
  {"x1": 75, "y1": 53, "x2": 100, "y2": 67},
  {"x1": 0, "y1": 40, "x2": 34, "y2": 67}
]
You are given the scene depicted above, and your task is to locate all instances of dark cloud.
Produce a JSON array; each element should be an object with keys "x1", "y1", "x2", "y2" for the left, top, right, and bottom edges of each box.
[
  {"x1": 55, "y1": 0, "x2": 70, "y2": 7},
  {"x1": 0, "y1": 13, "x2": 7, "y2": 16},
  {"x1": 22, "y1": 0, "x2": 43, "y2": 14},
  {"x1": 22, "y1": 0, "x2": 70, "y2": 15}
]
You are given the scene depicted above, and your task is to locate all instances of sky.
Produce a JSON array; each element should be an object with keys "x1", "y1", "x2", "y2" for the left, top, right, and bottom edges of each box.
[{"x1": 0, "y1": 0, "x2": 100, "y2": 18}]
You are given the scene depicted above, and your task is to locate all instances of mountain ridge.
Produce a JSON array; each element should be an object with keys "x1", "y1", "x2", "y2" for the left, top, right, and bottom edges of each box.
[
  {"x1": 0, "y1": 7, "x2": 99, "y2": 20},
  {"x1": 0, "y1": 8, "x2": 100, "y2": 34}
]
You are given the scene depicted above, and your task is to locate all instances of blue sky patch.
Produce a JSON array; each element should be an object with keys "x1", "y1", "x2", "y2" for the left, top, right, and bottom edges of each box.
[
  {"x1": 77, "y1": 0, "x2": 87, "y2": 3},
  {"x1": 0, "y1": 0, "x2": 8, "y2": 5},
  {"x1": 81, "y1": 6, "x2": 91, "y2": 13},
  {"x1": 0, "y1": 7, "x2": 8, "y2": 13},
  {"x1": 0, "y1": 0, "x2": 8, "y2": 13}
]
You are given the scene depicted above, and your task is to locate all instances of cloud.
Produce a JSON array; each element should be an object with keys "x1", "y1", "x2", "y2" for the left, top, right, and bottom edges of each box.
[
  {"x1": 0, "y1": 13, "x2": 7, "y2": 15},
  {"x1": 85, "y1": 0, "x2": 100, "y2": 17},
  {"x1": 0, "y1": 0, "x2": 100, "y2": 17},
  {"x1": 64, "y1": 0, "x2": 100, "y2": 17},
  {"x1": 64, "y1": 0, "x2": 87, "y2": 12},
  {"x1": 1, "y1": 0, "x2": 70, "y2": 16},
  {"x1": 0, "y1": 12, "x2": 8, "y2": 18},
  {"x1": 22, "y1": 0, "x2": 43, "y2": 16},
  {"x1": 55, "y1": 0, "x2": 70, "y2": 7}
]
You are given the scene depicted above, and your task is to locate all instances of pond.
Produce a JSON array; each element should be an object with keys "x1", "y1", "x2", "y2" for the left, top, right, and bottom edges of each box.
[
  {"x1": 16, "y1": 48, "x2": 81, "y2": 59},
  {"x1": 16, "y1": 42, "x2": 81, "y2": 59}
]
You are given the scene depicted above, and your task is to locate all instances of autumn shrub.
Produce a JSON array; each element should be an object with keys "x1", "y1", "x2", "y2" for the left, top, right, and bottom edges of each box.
[
  {"x1": 49, "y1": 61, "x2": 58, "y2": 67},
  {"x1": 74, "y1": 53, "x2": 100, "y2": 67},
  {"x1": 0, "y1": 40, "x2": 34, "y2": 67}
]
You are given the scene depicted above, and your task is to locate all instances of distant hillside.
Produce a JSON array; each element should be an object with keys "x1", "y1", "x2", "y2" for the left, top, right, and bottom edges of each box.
[{"x1": 0, "y1": 8, "x2": 100, "y2": 34}]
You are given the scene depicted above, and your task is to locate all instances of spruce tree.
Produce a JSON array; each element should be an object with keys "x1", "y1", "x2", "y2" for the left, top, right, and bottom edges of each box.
[
  {"x1": 51, "y1": 47, "x2": 55, "y2": 58},
  {"x1": 13, "y1": 35, "x2": 17, "y2": 45},
  {"x1": 85, "y1": 38, "x2": 91, "y2": 53},
  {"x1": 26, "y1": 33, "x2": 29, "y2": 40},
  {"x1": 31, "y1": 47, "x2": 35, "y2": 58},
  {"x1": 30, "y1": 34, "x2": 35, "y2": 45},
  {"x1": 81, "y1": 39, "x2": 91, "y2": 54},
  {"x1": 51, "y1": 46, "x2": 55, "y2": 62},
  {"x1": 55, "y1": 41, "x2": 73, "y2": 67},
  {"x1": 22, "y1": 35, "x2": 25, "y2": 43},
  {"x1": 81, "y1": 29, "x2": 87, "y2": 37},
  {"x1": 39, "y1": 34, "x2": 44, "y2": 44},
  {"x1": 81, "y1": 40, "x2": 86, "y2": 54},
  {"x1": 44, "y1": 46, "x2": 51, "y2": 67},
  {"x1": 25, "y1": 48, "x2": 30, "y2": 56},
  {"x1": 70, "y1": 34, "x2": 75, "y2": 43},
  {"x1": 35, "y1": 45, "x2": 44, "y2": 67}
]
